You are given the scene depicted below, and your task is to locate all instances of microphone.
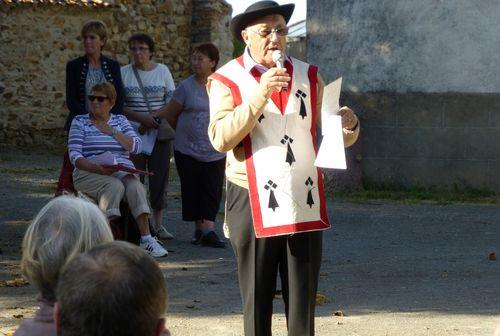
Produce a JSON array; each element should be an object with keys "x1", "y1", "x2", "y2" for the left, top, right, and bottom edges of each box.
[
  {"x1": 272, "y1": 50, "x2": 287, "y2": 91},
  {"x1": 272, "y1": 50, "x2": 284, "y2": 69}
]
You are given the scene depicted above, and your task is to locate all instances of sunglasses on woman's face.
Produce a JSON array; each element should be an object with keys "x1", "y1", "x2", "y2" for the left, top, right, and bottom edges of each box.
[{"x1": 88, "y1": 95, "x2": 109, "y2": 102}]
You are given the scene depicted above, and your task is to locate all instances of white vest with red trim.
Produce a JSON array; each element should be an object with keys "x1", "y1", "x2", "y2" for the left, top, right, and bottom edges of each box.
[{"x1": 213, "y1": 56, "x2": 330, "y2": 238}]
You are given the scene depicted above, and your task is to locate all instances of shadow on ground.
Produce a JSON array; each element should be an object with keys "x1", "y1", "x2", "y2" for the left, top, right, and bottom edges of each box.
[{"x1": 1, "y1": 150, "x2": 499, "y2": 335}]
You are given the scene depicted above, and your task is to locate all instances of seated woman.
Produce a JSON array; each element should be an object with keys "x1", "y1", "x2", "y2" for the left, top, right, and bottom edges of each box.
[
  {"x1": 55, "y1": 20, "x2": 124, "y2": 196},
  {"x1": 68, "y1": 82, "x2": 167, "y2": 258},
  {"x1": 15, "y1": 195, "x2": 114, "y2": 336}
]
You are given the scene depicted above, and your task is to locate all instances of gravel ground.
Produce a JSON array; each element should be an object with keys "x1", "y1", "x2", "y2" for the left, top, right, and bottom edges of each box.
[{"x1": 0, "y1": 150, "x2": 499, "y2": 336}]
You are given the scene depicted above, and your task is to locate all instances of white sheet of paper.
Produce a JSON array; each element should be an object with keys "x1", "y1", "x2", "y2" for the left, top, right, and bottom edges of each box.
[
  {"x1": 314, "y1": 77, "x2": 347, "y2": 169},
  {"x1": 89, "y1": 151, "x2": 117, "y2": 165},
  {"x1": 130, "y1": 120, "x2": 157, "y2": 156},
  {"x1": 140, "y1": 129, "x2": 157, "y2": 156},
  {"x1": 314, "y1": 115, "x2": 347, "y2": 169},
  {"x1": 321, "y1": 77, "x2": 342, "y2": 136}
]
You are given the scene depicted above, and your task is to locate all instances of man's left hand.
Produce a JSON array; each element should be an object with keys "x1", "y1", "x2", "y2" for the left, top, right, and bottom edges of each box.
[{"x1": 338, "y1": 106, "x2": 357, "y2": 130}]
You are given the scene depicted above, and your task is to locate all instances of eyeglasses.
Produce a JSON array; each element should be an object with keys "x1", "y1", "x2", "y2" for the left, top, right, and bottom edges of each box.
[
  {"x1": 130, "y1": 46, "x2": 150, "y2": 53},
  {"x1": 83, "y1": 34, "x2": 99, "y2": 41},
  {"x1": 88, "y1": 95, "x2": 109, "y2": 102},
  {"x1": 191, "y1": 54, "x2": 209, "y2": 62},
  {"x1": 246, "y1": 26, "x2": 289, "y2": 38}
]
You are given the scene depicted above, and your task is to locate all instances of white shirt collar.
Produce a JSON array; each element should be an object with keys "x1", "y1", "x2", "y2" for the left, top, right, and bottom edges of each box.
[{"x1": 243, "y1": 47, "x2": 291, "y2": 74}]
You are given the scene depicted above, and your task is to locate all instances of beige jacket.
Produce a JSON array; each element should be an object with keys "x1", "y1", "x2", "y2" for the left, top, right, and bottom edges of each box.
[{"x1": 207, "y1": 70, "x2": 359, "y2": 189}]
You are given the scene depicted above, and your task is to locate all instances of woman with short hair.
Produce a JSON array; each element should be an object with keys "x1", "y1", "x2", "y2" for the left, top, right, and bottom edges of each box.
[
  {"x1": 121, "y1": 33, "x2": 176, "y2": 240},
  {"x1": 55, "y1": 20, "x2": 125, "y2": 195},
  {"x1": 153, "y1": 43, "x2": 226, "y2": 248},
  {"x1": 14, "y1": 195, "x2": 114, "y2": 336},
  {"x1": 69, "y1": 82, "x2": 167, "y2": 258}
]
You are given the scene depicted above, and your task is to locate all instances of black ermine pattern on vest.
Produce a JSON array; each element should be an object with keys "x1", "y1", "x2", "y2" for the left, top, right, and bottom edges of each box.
[
  {"x1": 280, "y1": 134, "x2": 296, "y2": 166},
  {"x1": 258, "y1": 114, "x2": 265, "y2": 123},
  {"x1": 264, "y1": 180, "x2": 279, "y2": 211},
  {"x1": 305, "y1": 176, "x2": 315, "y2": 208},
  {"x1": 295, "y1": 89, "x2": 307, "y2": 119}
]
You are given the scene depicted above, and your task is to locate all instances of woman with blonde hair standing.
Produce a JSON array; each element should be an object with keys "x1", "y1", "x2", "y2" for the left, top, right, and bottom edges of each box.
[{"x1": 55, "y1": 20, "x2": 125, "y2": 196}]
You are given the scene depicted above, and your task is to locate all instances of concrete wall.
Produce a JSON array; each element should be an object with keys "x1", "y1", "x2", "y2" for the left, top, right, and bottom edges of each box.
[
  {"x1": 308, "y1": 0, "x2": 500, "y2": 191},
  {"x1": 287, "y1": 36, "x2": 306, "y2": 61},
  {"x1": 0, "y1": 0, "x2": 232, "y2": 148}
]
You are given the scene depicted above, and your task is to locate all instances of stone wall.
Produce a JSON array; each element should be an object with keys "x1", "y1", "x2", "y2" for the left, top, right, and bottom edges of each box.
[
  {"x1": 191, "y1": 0, "x2": 232, "y2": 66},
  {"x1": 0, "y1": 0, "x2": 232, "y2": 148},
  {"x1": 308, "y1": 0, "x2": 500, "y2": 191}
]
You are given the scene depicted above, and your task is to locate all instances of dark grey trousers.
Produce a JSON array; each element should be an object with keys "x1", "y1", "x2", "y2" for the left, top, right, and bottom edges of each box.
[
  {"x1": 131, "y1": 140, "x2": 172, "y2": 211},
  {"x1": 226, "y1": 181, "x2": 323, "y2": 336}
]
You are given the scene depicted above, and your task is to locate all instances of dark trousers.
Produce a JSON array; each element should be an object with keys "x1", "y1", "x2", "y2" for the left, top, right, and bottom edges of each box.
[
  {"x1": 174, "y1": 150, "x2": 226, "y2": 222},
  {"x1": 226, "y1": 181, "x2": 323, "y2": 336},
  {"x1": 131, "y1": 140, "x2": 172, "y2": 211}
]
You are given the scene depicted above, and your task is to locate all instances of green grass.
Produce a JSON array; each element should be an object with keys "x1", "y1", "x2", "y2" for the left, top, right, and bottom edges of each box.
[
  {"x1": 0, "y1": 144, "x2": 66, "y2": 157},
  {"x1": 0, "y1": 167, "x2": 58, "y2": 175},
  {"x1": 2, "y1": 184, "x2": 54, "y2": 194},
  {"x1": 331, "y1": 182, "x2": 500, "y2": 204}
]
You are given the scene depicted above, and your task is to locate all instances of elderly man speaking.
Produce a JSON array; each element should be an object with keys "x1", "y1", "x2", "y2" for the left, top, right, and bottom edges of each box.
[{"x1": 208, "y1": 1, "x2": 359, "y2": 335}]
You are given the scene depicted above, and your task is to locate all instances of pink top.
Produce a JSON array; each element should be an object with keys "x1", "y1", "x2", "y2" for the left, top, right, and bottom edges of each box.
[{"x1": 14, "y1": 296, "x2": 56, "y2": 336}]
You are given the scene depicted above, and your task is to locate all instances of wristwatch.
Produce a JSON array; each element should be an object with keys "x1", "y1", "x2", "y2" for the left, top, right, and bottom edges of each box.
[
  {"x1": 110, "y1": 128, "x2": 119, "y2": 137},
  {"x1": 348, "y1": 120, "x2": 359, "y2": 132}
]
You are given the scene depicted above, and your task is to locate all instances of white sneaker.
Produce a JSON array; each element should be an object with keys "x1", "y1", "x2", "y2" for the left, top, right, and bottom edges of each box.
[
  {"x1": 140, "y1": 237, "x2": 168, "y2": 258},
  {"x1": 156, "y1": 226, "x2": 174, "y2": 240}
]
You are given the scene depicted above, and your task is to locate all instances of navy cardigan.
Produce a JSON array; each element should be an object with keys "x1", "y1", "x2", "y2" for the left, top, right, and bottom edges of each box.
[{"x1": 64, "y1": 55, "x2": 125, "y2": 131}]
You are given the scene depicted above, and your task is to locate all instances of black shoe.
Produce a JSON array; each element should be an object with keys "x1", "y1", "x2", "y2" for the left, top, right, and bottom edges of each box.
[
  {"x1": 200, "y1": 231, "x2": 226, "y2": 248},
  {"x1": 191, "y1": 229, "x2": 203, "y2": 245}
]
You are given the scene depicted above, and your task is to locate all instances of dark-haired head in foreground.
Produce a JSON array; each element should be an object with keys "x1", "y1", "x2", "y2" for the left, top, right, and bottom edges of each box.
[{"x1": 55, "y1": 241, "x2": 168, "y2": 336}]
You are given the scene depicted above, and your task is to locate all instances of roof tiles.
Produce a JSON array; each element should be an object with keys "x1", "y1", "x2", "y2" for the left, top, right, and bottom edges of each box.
[{"x1": 1, "y1": 0, "x2": 115, "y2": 6}]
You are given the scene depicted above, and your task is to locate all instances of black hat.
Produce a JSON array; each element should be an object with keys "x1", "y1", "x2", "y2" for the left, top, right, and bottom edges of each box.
[{"x1": 230, "y1": 1, "x2": 295, "y2": 42}]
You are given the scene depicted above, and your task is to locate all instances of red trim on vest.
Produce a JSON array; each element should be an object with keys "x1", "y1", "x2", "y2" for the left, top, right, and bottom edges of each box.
[
  {"x1": 308, "y1": 65, "x2": 329, "y2": 226},
  {"x1": 253, "y1": 64, "x2": 329, "y2": 237},
  {"x1": 236, "y1": 55, "x2": 244, "y2": 67},
  {"x1": 255, "y1": 219, "x2": 329, "y2": 237},
  {"x1": 211, "y1": 61, "x2": 329, "y2": 238},
  {"x1": 209, "y1": 73, "x2": 242, "y2": 105},
  {"x1": 209, "y1": 69, "x2": 264, "y2": 231},
  {"x1": 280, "y1": 59, "x2": 294, "y2": 114},
  {"x1": 243, "y1": 134, "x2": 263, "y2": 232}
]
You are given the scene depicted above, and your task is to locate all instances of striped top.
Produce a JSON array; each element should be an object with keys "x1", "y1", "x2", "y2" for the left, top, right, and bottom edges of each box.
[
  {"x1": 68, "y1": 114, "x2": 141, "y2": 168},
  {"x1": 121, "y1": 63, "x2": 175, "y2": 115}
]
